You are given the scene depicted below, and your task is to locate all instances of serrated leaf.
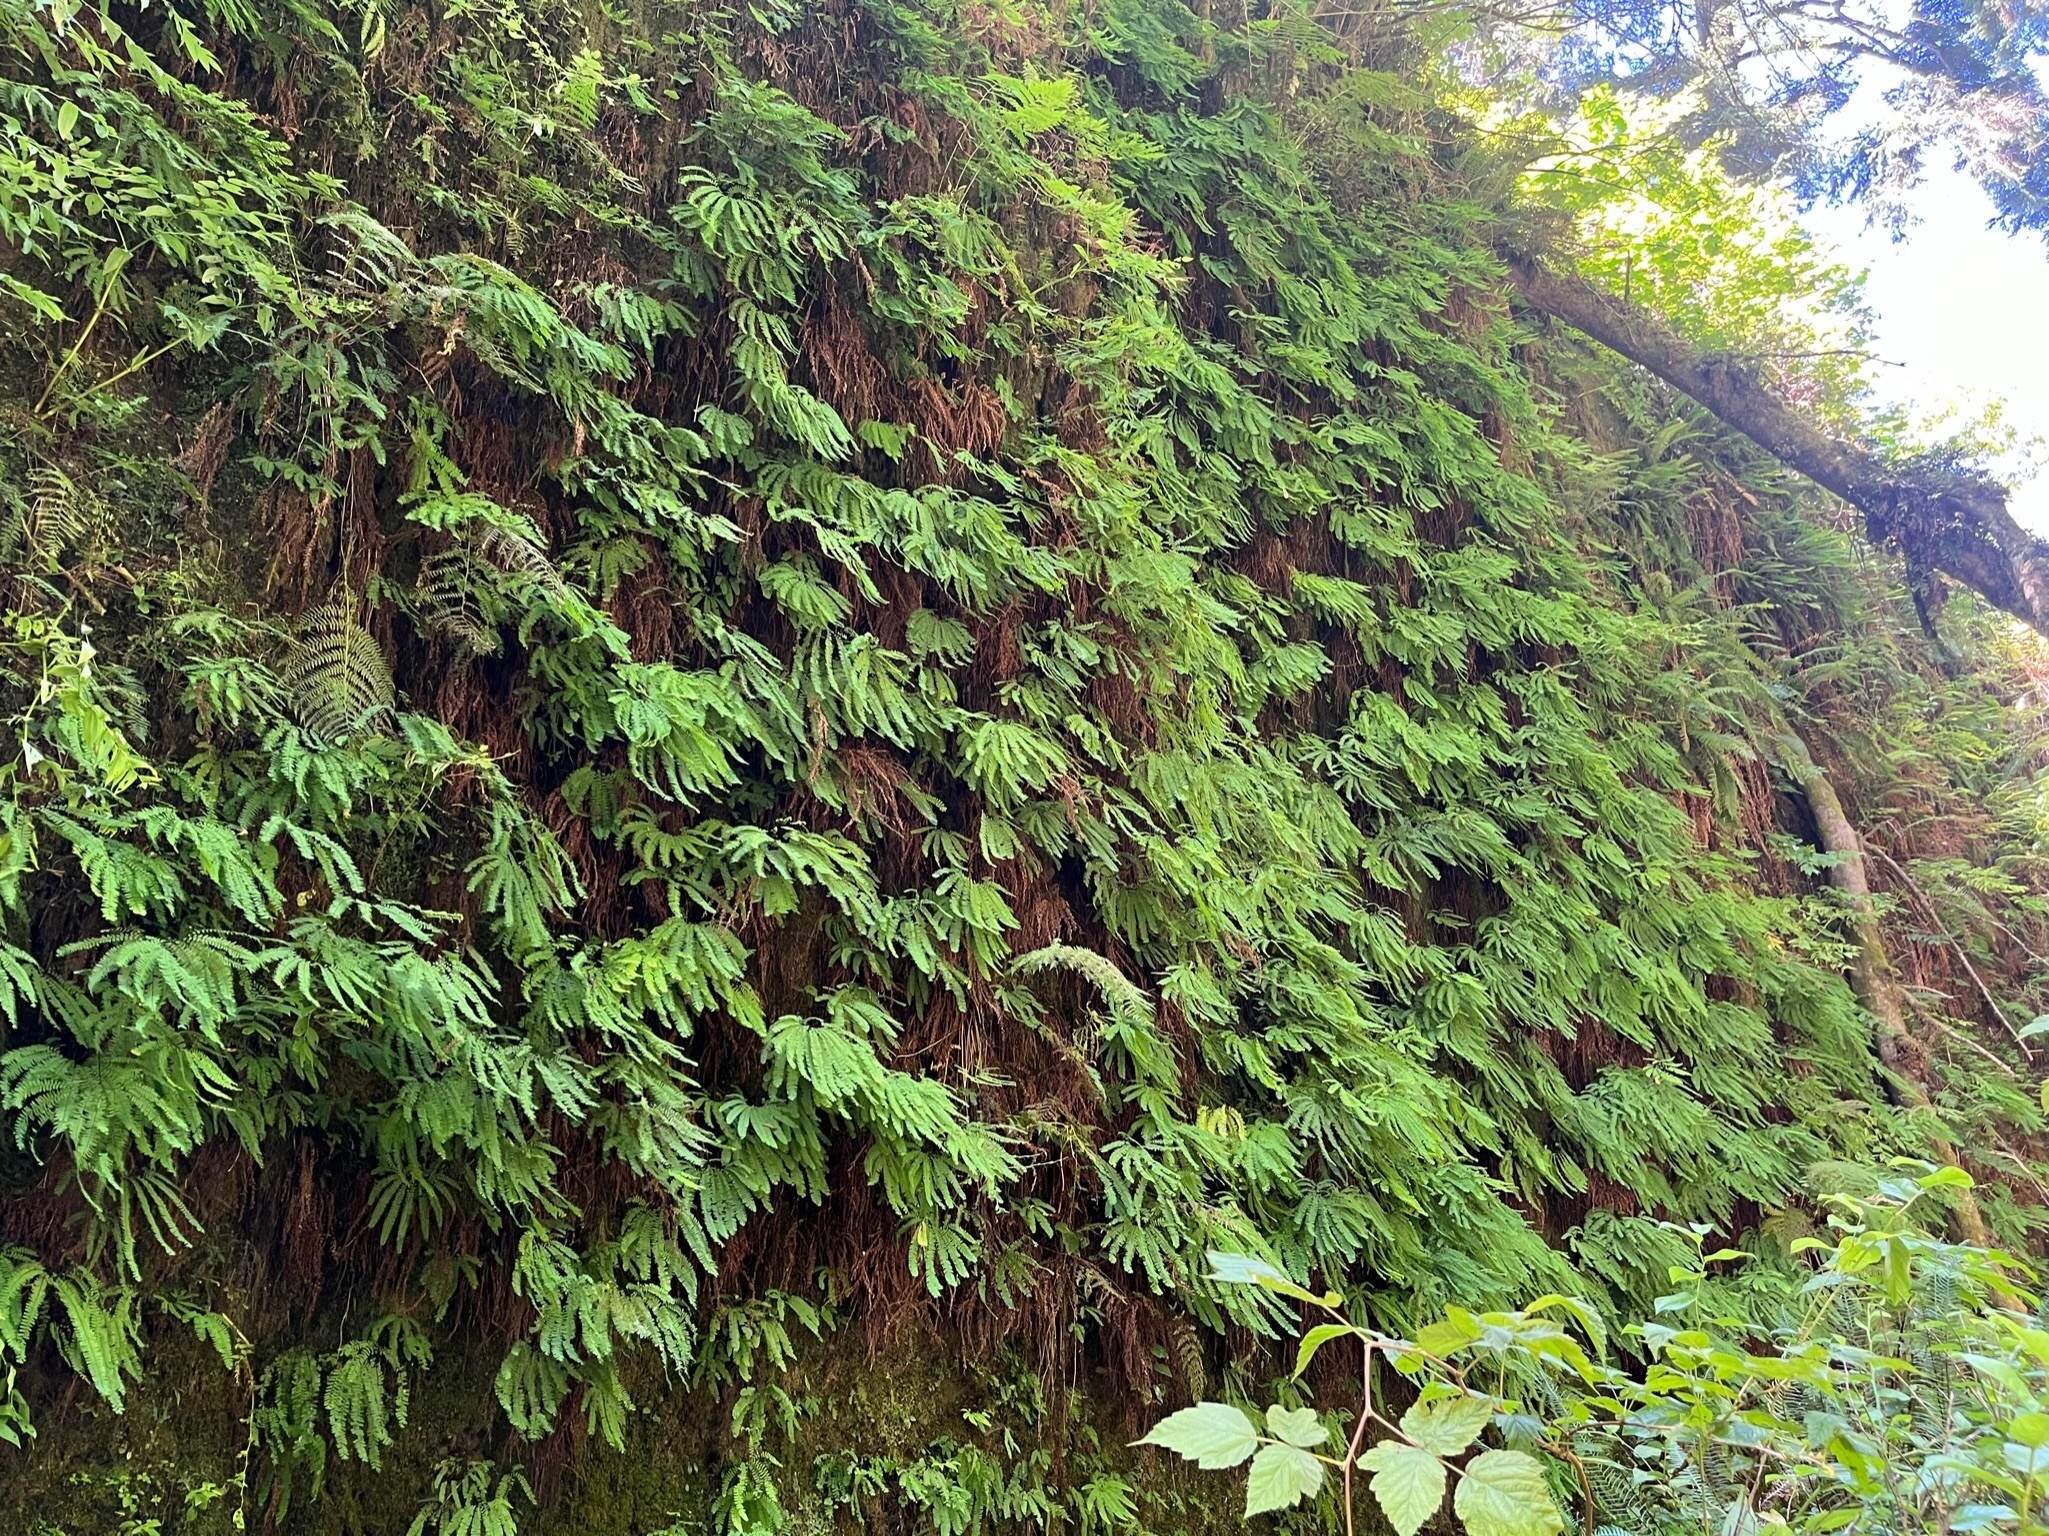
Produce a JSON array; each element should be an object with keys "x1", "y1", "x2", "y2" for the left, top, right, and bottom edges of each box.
[
  {"x1": 1493, "y1": 1412, "x2": 1544, "y2": 1451},
  {"x1": 1454, "y1": 1450, "x2": 1562, "y2": 1536},
  {"x1": 1401, "y1": 1392, "x2": 1495, "y2": 1456},
  {"x1": 1361, "y1": 1442, "x2": 1446, "y2": 1536},
  {"x1": 1136, "y1": 1402, "x2": 1260, "y2": 1469},
  {"x1": 1245, "y1": 1441, "x2": 1325, "y2": 1516},
  {"x1": 1266, "y1": 1403, "x2": 1328, "y2": 1448}
]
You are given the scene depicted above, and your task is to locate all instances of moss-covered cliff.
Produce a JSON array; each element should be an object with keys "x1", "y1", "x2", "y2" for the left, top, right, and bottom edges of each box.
[{"x1": 1, "y1": 0, "x2": 2046, "y2": 1529}]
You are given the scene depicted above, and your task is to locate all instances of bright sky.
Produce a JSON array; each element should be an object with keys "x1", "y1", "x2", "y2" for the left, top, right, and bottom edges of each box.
[{"x1": 1800, "y1": 168, "x2": 2049, "y2": 531}]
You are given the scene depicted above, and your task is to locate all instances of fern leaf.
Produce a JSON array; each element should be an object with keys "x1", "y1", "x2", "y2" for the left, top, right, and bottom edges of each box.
[
  {"x1": 282, "y1": 595, "x2": 395, "y2": 741},
  {"x1": 1013, "y1": 943, "x2": 1155, "y2": 1023}
]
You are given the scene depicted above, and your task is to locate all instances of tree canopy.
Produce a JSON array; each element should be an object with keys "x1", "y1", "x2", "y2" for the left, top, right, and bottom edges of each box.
[{"x1": 1474, "y1": 0, "x2": 2049, "y2": 236}]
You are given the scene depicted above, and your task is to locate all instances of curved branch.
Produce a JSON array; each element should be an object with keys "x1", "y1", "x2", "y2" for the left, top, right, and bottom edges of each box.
[
  {"x1": 1506, "y1": 255, "x2": 2049, "y2": 639},
  {"x1": 1776, "y1": 730, "x2": 1998, "y2": 1248}
]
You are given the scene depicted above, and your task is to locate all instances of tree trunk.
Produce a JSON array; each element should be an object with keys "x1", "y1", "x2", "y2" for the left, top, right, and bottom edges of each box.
[
  {"x1": 1776, "y1": 731, "x2": 1997, "y2": 1246},
  {"x1": 1506, "y1": 256, "x2": 2049, "y2": 641}
]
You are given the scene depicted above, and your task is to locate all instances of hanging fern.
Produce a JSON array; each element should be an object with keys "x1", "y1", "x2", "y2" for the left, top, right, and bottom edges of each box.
[
  {"x1": 415, "y1": 543, "x2": 500, "y2": 655},
  {"x1": 1168, "y1": 1315, "x2": 1207, "y2": 1403},
  {"x1": 406, "y1": 1459, "x2": 533, "y2": 1536},
  {"x1": 417, "y1": 523, "x2": 575, "y2": 656},
  {"x1": 8, "y1": 463, "x2": 100, "y2": 570},
  {"x1": 1013, "y1": 943, "x2": 1155, "y2": 1024},
  {"x1": 281, "y1": 594, "x2": 395, "y2": 741},
  {"x1": 0, "y1": 0, "x2": 2041, "y2": 1521}
]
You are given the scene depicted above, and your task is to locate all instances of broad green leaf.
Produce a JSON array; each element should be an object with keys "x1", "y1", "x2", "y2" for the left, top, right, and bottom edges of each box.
[
  {"x1": 1245, "y1": 1442, "x2": 1325, "y2": 1517},
  {"x1": 1917, "y1": 1165, "x2": 1976, "y2": 1191},
  {"x1": 1804, "y1": 1513, "x2": 1860, "y2": 1534},
  {"x1": 2012, "y1": 1412, "x2": 2049, "y2": 1449},
  {"x1": 1883, "y1": 1237, "x2": 1911, "y2": 1307},
  {"x1": 1207, "y1": 1252, "x2": 1286, "y2": 1286},
  {"x1": 1963, "y1": 1353, "x2": 2036, "y2": 1395},
  {"x1": 1401, "y1": 1392, "x2": 1494, "y2": 1456},
  {"x1": 1295, "y1": 1322, "x2": 1359, "y2": 1378},
  {"x1": 1207, "y1": 1252, "x2": 1321, "y2": 1304},
  {"x1": 1803, "y1": 1409, "x2": 1850, "y2": 1449},
  {"x1": 1954, "y1": 1506, "x2": 2020, "y2": 1531},
  {"x1": 2003, "y1": 1441, "x2": 2049, "y2": 1476},
  {"x1": 1266, "y1": 1404, "x2": 1327, "y2": 1449},
  {"x1": 1414, "y1": 1310, "x2": 1482, "y2": 1357},
  {"x1": 1523, "y1": 1295, "x2": 1607, "y2": 1360},
  {"x1": 1454, "y1": 1450, "x2": 1562, "y2": 1536},
  {"x1": 1361, "y1": 1441, "x2": 1445, "y2": 1536},
  {"x1": 1136, "y1": 1403, "x2": 1259, "y2": 1469},
  {"x1": 1494, "y1": 1412, "x2": 1544, "y2": 1451},
  {"x1": 1263, "y1": 1275, "x2": 1341, "y2": 1308}
]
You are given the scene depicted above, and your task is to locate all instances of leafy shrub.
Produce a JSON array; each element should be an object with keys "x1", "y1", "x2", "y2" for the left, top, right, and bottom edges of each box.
[{"x1": 1144, "y1": 1167, "x2": 2049, "y2": 1536}]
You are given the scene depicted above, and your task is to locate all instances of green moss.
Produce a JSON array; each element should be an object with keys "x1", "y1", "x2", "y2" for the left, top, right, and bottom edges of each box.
[{"x1": 4, "y1": 1322, "x2": 1273, "y2": 1536}]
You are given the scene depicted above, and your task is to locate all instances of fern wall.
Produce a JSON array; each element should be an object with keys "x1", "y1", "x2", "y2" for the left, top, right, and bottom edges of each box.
[{"x1": 1, "y1": 0, "x2": 2046, "y2": 1529}]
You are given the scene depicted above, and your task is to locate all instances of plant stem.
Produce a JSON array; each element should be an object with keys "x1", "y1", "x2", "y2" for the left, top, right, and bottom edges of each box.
[{"x1": 1342, "y1": 1339, "x2": 1373, "y2": 1536}]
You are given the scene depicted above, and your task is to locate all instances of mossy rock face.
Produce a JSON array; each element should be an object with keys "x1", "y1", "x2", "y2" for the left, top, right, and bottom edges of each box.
[
  {"x1": 0, "y1": 0, "x2": 2044, "y2": 1525},
  {"x1": 0, "y1": 1326, "x2": 1241, "y2": 1536},
  {"x1": 2, "y1": 1335, "x2": 248, "y2": 1536}
]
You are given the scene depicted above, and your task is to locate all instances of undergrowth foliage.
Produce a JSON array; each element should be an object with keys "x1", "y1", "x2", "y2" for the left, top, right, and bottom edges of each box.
[
  {"x1": 0, "y1": 0, "x2": 2045, "y2": 1526},
  {"x1": 1146, "y1": 1167, "x2": 2049, "y2": 1536}
]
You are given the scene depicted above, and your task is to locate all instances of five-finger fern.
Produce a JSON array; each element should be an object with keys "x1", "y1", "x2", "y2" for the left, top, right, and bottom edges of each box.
[{"x1": 0, "y1": 0, "x2": 2043, "y2": 1530}]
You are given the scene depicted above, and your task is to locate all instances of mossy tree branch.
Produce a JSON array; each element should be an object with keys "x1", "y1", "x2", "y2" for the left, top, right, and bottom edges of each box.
[
  {"x1": 1776, "y1": 730, "x2": 1998, "y2": 1247},
  {"x1": 1507, "y1": 256, "x2": 2049, "y2": 640}
]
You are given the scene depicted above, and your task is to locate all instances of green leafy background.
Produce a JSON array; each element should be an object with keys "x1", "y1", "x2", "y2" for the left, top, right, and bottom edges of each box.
[{"x1": 0, "y1": 0, "x2": 2044, "y2": 1529}]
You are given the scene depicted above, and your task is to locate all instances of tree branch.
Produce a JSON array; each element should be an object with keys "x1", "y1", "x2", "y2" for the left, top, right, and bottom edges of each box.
[
  {"x1": 1505, "y1": 255, "x2": 2049, "y2": 639},
  {"x1": 1776, "y1": 729, "x2": 2000, "y2": 1249}
]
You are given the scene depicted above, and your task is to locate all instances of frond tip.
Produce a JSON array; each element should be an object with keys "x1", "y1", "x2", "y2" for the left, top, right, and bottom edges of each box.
[{"x1": 1012, "y1": 943, "x2": 1154, "y2": 1023}]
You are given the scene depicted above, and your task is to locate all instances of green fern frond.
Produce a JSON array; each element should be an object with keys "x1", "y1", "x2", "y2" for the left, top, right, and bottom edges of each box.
[
  {"x1": 1169, "y1": 1315, "x2": 1207, "y2": 1401},
  {"x1": 406, "y1": 1458, "x2": 533, "y2": 1536},
  {"x1": 7, "y1": 463, "x2": 101, "y2": 570},
  {"x1": 417, "y1": 523, "x2": 574, "y2": 655},
  {"x1": 282, "y1": 595, "x2": 395, "y2": 741},
  {"x1": 416, "y1": 545, "x2": 500, "y2": 656},
  {"x1": 1014, "y1": 943, "x2": 1154, "y2": 1023}
]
